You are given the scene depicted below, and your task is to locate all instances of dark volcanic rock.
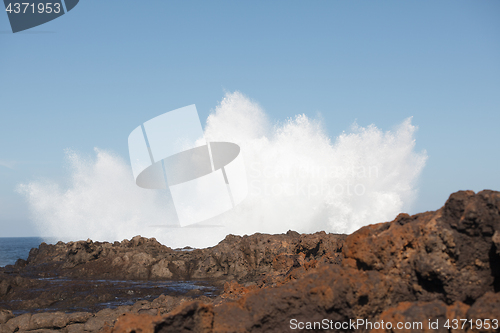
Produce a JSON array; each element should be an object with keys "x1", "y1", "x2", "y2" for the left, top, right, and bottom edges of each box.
[
  {"x1": 7, "y1": 232, "x2": 345, "y2": 282},
  {"x1": 0, "y1": 295, "x2": 205, "y2": 333},
  {"x1": 105, "y1": 190, "x2": 500, "y2": 333},
  {"x1": 343, "y1": 190, "x2": 500, "y2": 305},
  {"x1": 0, "y1": 230, "x2": 345, "y2": 332},
  {"x1": 2, "y1": 190, "x2": 499, "y2": 332},
  {"x1": 0, "y1": 231, "x2": 345, "y2": 315},
  {"x1": 376, "y1": 300, "x2": 470, "y2": 332}
]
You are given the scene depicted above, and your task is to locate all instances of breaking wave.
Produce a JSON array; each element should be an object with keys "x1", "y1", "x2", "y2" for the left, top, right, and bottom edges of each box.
[{"x1": 18, "y1": 92, "x2": 427, "y2": 248}]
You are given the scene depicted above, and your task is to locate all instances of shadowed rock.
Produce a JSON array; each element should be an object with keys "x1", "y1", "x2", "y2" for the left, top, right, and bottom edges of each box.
[
  {"x1": 1, "y1": 190, "x2": 499, "y2": 332},
  {"x1": 5, "y1": 232, "x2": 345, "y2": 282},
  {"x1": 105, "y1": 190, "x2": 500, "y2": 333}
]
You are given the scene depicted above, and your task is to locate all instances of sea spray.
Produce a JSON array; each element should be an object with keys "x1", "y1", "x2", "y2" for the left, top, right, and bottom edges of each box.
[{"x1": 18, "y1": 92, "x2": 427, "y2": 248}]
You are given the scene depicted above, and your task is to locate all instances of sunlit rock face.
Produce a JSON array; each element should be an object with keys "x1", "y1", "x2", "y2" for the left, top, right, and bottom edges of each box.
[{"x1": 105, "y1": 190, "x2": 500, "y2": 333}]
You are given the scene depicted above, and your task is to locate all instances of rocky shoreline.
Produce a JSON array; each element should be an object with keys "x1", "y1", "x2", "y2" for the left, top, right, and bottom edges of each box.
[
  {"x1": 1, "y1": 229, "x2": 345, "y2": 332},
  {"x1": 1, "y1": 190, "x2": 499, "y2": 332}
]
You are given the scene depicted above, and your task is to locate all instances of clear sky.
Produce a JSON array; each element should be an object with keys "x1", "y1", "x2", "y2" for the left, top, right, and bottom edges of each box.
[{"x1": 1, "y1": 0, "x2": 499, "y2": 237}]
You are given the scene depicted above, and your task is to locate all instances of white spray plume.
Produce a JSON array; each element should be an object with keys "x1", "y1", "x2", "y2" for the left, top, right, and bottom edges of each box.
[{"x1": 18, "y1": 92, "x2": 427, "y2": 248}]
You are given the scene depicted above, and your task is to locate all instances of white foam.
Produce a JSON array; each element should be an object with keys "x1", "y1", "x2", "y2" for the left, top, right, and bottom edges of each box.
[{"x1": 18, "y1": 92, "x2": 427, "y2": 248}]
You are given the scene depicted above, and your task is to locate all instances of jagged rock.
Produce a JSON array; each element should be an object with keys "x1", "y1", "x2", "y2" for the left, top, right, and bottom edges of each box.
[
  {"x1": 1, "y1": 190, "x2": 499, "y2": 333},
  {"x1": 343, "y1": 190, "x2": 500, "y2": 305},
  {"x1": 6, "y1": 231, "x2": 344, "y2": 283},
  {"x1": 466, "y1": 292, "x2": 500, "y2": 333},
  {"x1": 106, "y1": 313, "x2": 160, "y2": 333},
  {"x1": 105, "y1": 190, "x2": 500, "y2": 332},
  {"x1": 0, "y1": 310, "x2": 13, "y2": 325},
  {"x1": 155, "y1": 302, "x2": 214, "y2": 333},
  {"x1": 0, "y1": 281, "x2": 10, "y2": 297},
  {"x1": 375, "y1": 300, "x2": 469, "y2": 332},
  {"x1": 150, "y1": 259, "x2": 173, "y2": 279}
]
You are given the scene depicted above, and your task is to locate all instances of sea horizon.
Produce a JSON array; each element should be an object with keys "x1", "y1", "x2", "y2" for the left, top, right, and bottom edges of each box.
[{"x1": 0, "y1": 237, "x2": 56, "y2": 267}]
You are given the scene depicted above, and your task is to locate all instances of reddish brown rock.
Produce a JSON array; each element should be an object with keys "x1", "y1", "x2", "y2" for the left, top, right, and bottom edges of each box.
[
  {"x1": 6, "y1": 231, "x2": 345, "y2": 282},
  {"x1": 156, "y1": 302, "x2": 214, "y2": 333},
  {"x1": 373, "y1": 300, "x2": 469, "y2": 333},
  {"x1": 466, "y1": 292, "x2": 500, "y2": 333},
  {"x1": 219, "y1": 280, "x2": 258, "y2": 301},
  {"x1": 2, "y1": 190, "x2": 500, "y2": 333},
  {"x1": 344, "y1": 190, "x2": 500, "y2": 305},
  {"x1": 0, "y1": 231, "x2": 344, "y2": 314},
  {"x1": 102, "y1": 190, "x2": 500, "y2": 333},
  {"x1": 107, "y1": 313, "x2": 160, "y2": 333}
]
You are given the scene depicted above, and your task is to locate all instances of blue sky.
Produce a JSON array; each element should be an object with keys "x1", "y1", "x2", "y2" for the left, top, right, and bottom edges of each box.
[{"x1": 1, "y1": 0, "x2": 499, "y2": 237}]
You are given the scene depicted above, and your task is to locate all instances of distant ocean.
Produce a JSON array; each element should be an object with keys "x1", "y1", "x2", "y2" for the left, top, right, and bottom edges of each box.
[{"x1": 0, "y1": 237, "x2": 52, "y2": 267}]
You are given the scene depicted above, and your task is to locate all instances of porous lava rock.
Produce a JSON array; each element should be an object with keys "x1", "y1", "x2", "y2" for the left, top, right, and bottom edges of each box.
[
  {"x1": 1, "y1": 190, "x2": 499, "y2": 332},
  {"x1": 104, "y1": 190, "x2": 500, "y2": 332},
  {"x1": 4, "y1": 231, "x2": 345, "y2": 282},
  {"x1": 0, "y1": 230, "x2": 345, "y2": 327}
]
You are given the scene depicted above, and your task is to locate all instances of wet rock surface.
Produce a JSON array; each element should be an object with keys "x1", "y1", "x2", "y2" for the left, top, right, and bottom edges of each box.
[
  {"x1": 0, "y1": 276, "x2": 219, "y2": 314},
  {"x1": 0, "y1": 229, "x2": 344, "y2": 331},
  {"x1": 1, "y1": 190, "x2": 499, "y2": 332}
]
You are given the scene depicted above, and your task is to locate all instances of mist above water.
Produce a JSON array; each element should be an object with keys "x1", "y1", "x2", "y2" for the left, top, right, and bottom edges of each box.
[{"x1": 18, "y1": 92, "x2": 427, "y2": 248}]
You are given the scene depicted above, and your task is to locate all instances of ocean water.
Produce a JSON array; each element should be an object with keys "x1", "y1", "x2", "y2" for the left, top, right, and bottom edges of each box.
[
  {"x1": 0, "y1": 237, "x2": 47, "y2": 267},
  {"x1": 0, "y1": 237, "x2": 221, "y2": 314}
]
